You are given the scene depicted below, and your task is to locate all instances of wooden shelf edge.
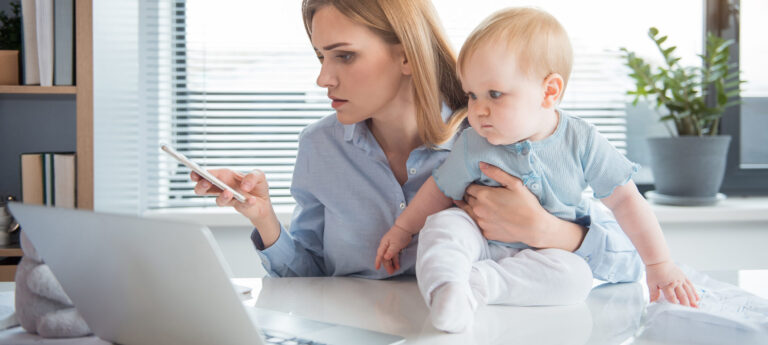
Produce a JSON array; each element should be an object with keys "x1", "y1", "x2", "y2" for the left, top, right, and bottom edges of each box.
[
  {"x1": 0, "y1": 246, "x2": 22, "y2": 257},
  {"x1": 0, "y1": 85, "x2": 77, "y2": 94}
]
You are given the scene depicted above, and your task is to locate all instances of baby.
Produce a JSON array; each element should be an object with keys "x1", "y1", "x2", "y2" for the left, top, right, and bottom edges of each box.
[{"x1": 375, "y1": 7, "x2": 699, "y2": 333}]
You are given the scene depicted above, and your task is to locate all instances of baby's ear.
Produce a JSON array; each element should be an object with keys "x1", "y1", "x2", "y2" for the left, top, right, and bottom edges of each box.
[{"x1": 541, "y1": 73, "x2": 564, "y2": 108}]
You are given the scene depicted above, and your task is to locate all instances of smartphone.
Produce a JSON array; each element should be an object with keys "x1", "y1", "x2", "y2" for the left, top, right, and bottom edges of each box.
[{"x1": 161, "y1": 144, "x2": 247, "y2": 203}]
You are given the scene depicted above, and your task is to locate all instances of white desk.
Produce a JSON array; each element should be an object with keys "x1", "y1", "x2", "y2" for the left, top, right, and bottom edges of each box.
[{"x1": 1, "y1": 272, "x2": 766, "y2": 345}]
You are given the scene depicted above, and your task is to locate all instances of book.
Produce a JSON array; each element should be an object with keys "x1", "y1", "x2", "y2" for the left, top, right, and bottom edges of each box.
[
  {"x1": 53, "y1": 153, "x2": 76, "y2": 208},
  {"x1": 20, "y1": 153, "x2": 76, "y2": 207},
  {"x1": 53, "y1": 0, "x2": 74, "y2": 86},
  {"x1": 20, "y1": 153, "x2": 43, "y2": 205},
  {"x1": 20, "y1": 0, "x2": 40, "y2": 85},
  {"x1": 35, "y1": 0, "x2": 54, "y2": 87}
]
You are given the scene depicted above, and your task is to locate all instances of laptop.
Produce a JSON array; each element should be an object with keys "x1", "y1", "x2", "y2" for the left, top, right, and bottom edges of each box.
[{"x1": 8, "y1": 203, "x2": 405, "y2": 345}]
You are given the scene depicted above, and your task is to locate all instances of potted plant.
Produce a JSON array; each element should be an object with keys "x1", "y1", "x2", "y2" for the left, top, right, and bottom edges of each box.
[
  {"x1": 621, "y1": 27, "x2": 742, "y2": 205},
  {"x1": 0, "y1": 1, "x2": 21, "y2": 85}
]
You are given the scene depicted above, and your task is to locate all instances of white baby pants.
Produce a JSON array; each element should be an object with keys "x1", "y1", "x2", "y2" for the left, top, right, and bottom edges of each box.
[{"x1": 416, "y1": 208, "x2": 594, "y2": 307}]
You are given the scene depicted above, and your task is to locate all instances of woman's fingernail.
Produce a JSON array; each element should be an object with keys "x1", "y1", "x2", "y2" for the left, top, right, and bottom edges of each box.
[
  {"x1": 242, "y1": 183, "x2": 252, "y2": 190},
  {"x1": 479, "y1": 162, "x2": 488, "y2": 168}
]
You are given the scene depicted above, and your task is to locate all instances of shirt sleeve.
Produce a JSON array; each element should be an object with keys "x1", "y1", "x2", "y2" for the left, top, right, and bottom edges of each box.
[
  {"x1": 432, "y1": 130, "x2": 479, "y2": 200},
  {"x1": 582, "y1": 126, "x2": 640, "y2": 199},
  {"x1": 250, "y1": 130, "x2": 327, "y2": 277},
  {"x1": 573, "y1": 201, "x2": 643, "y2": 283}
]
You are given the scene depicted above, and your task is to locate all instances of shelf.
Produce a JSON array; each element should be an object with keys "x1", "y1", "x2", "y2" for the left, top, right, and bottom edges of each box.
[
  {"x1": 0, "y1": 85, "x2": 77, "y2": 95},
  {"x1": 0, "y1": 245, "x2": 22, "y2": 257}
]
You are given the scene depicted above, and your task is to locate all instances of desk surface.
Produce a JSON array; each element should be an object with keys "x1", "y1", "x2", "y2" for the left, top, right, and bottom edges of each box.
[{"x1": 1, "y1": 271, "x2": 767, "y2": 345}]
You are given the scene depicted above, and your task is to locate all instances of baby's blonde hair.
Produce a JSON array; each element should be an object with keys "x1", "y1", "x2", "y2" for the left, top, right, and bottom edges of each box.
[{"x1": 458, "y1": 7, "x2": 573, "y2": 91}]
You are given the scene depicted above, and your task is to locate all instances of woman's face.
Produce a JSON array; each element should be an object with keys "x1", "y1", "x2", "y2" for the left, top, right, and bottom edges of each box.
[{"x1": 310, "y1": 6, "x2": 410, "y2": 125}]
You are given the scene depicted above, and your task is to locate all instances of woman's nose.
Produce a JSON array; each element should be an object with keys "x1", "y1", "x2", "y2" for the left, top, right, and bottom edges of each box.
[{"x1": 316, "y1": 62, "x2": 338, "y2": 88}]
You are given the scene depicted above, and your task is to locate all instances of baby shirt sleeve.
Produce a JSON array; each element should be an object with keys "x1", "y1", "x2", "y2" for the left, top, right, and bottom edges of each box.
[
  {"x1": 582, "y1": 126, "x2": 640, "y2": 199},
  {"x1": 432, "y1": 130, "x2": 479, "y2": 200}
]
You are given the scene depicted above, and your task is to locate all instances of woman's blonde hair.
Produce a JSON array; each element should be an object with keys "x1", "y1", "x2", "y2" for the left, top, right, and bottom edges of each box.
[
  {"x1": 302, "y1": 0, "x2": 467, "y2": 148},
  {"x1": 458, "y1": 7, "x2": 573, "y2": 91}
]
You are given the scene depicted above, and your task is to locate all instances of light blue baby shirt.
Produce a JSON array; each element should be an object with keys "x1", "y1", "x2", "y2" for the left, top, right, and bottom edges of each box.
[
  {"x1": 252, "y1": 108, "x2": 642, "y2": 282},
  {"x1": 433, "y1": 111, "x2": 640, "y2": 248}
]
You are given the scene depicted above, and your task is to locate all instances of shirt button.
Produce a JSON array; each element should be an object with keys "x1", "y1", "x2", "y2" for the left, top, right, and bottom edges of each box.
[
  {"x1": 399, "y1": 202, "x2": 406, "y2": 209},
  {"x1": 584, "y1": 255, "x2": 591, "y2": 262},
  {"x1": 521, "y1": 147, "x2": 530, "y2": 155},
  {"x1": 409, "y1": 168, "x2": 416, "y2": 175},
  {"x1": 531, "y1": 182, "x2": 541, "y2": 190}
]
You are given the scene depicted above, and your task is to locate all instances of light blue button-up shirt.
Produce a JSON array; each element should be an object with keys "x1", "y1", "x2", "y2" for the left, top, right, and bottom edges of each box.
[{"x1": 252, "y1": 109, "x2": 642, "y2": 282}]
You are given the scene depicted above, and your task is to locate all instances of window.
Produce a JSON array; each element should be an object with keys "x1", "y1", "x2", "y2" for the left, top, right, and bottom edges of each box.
[
  {"x1": 711, "y1": 0, "x2": 768, "y2": 194},
  {"x1": 97, "y1": 1, "x2": 759, "y2": 214}
]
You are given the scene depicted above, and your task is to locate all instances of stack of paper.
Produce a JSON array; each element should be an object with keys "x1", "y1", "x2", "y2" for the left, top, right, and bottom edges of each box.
[{"x1": 638, "y1": 265, "x2": 768, "y2": 345}]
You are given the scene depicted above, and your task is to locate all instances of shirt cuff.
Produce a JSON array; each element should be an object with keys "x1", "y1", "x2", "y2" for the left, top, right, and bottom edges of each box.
[
  {"x1": 251, "y1": 223, "x2": 295, "y2": 277},
  {"x1": 573, "y1": 214, "x2": 602, "y2": 265}
]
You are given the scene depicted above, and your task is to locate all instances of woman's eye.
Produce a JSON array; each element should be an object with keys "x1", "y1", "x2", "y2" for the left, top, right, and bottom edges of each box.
[
  {"x1": 489, "y1": 90, "x2": 502, "y2": 99},
  {"x1": 316, "y1": 55, "x2": 324, "y2": 63},
  {"x1": 336, "y1": 53, "x2": 354, "y2": 62}
]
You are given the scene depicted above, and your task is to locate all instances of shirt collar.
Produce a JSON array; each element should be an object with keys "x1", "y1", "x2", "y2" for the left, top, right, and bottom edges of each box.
[{"x1": 343, "y1": 103, "x2": 459, "y2": 151}]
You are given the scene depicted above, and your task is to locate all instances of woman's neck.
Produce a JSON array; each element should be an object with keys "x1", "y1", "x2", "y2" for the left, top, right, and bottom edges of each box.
[{"x1": 368, "y1": 81, "x2": 422, "y2": 156}]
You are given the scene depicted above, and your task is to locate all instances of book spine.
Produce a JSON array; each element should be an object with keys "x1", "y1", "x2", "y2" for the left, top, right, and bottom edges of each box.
[
  {"x1": 35, "y1": 0, "x2": 54, "y2": 87},
  {"x1": 43, "y1": 153, "x2": 54, "y2": 206},
  {"x1": 53, "y1": 0, "x2": 74, "y2": 86},
  {"x1": 21, "y1": 0, "x2": 40, "y2": 85},
  {"x1": 20, "y1": 153, "x2": 44, "y2": 205}
]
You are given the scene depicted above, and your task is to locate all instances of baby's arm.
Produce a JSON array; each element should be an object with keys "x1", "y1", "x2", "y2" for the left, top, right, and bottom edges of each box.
[
  {"x1": 375, "y1": 176, "x2": 453, "y2": 273},
  {"x1": 601, "y1": 181, "x2": 699, "y2": 307}
]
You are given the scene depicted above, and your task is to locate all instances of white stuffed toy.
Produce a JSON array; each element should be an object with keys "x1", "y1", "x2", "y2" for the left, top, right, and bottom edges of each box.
[{"x1": 14, "y1": 232, "x2": 91, "y2": 338}]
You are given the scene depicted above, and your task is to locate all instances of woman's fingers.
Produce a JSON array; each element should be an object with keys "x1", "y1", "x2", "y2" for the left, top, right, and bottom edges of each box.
[{"x1": 216, "y1": 190, "x2": 235, "y2": 207}]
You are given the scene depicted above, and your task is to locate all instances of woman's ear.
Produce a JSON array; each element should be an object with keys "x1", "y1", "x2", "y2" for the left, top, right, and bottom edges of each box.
[
  {"x1": 393, "y1": 44, "x2": 411, "y2": 76},
  {"x1": 541, "y1": 73, "x2": 564, "y2": 108}
]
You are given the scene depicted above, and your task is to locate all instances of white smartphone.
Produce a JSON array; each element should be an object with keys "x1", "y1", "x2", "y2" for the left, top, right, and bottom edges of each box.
[{"x1": 161, "y1": 144, "x2": 247, "y2": 203}]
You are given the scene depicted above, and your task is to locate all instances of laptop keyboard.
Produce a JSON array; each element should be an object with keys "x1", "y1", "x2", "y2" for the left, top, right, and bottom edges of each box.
[{"x1": 263, "y1": 329, "x2": 326, "y2": 345}]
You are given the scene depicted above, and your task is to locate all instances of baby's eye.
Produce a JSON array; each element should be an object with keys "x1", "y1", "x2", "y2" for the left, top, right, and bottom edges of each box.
[
  {"x1": 466, "y1": 92, "x2": 477, "y2": 100},
  {"x1": 489, "y1": 90, "x2": 503, "y2": 99}
]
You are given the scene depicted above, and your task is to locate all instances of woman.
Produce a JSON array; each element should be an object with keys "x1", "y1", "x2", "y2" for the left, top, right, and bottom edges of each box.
[{"x1": 192, "y1": 0, "x2": 641, "y2": 282}]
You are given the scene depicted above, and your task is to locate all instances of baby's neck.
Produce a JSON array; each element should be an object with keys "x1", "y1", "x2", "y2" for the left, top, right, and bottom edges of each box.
[{"x1": 527, "y1": 108, "x2": 560, "y2": 142}]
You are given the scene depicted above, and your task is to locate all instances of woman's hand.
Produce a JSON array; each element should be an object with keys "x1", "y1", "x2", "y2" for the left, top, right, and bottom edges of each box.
[
  {"x1": 191, "y1": 169, "x2": 281, "y2": 246},
  {"x1": 454, "y1": 162, "x2": 586, "y2": 251}
]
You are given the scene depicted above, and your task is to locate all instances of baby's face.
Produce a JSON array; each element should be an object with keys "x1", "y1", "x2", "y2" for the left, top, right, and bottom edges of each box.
[{"x1": 460, "y1": 43, "x2": 550, "y2": 145}]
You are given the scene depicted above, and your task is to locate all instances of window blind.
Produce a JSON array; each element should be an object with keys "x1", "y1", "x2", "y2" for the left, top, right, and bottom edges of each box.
[
  {"x1": 143, "y1": 0, "x2": 327, "y2": 209},
  {"x1": 137, "y1": 0, "x2": 698, "y2": 211}
]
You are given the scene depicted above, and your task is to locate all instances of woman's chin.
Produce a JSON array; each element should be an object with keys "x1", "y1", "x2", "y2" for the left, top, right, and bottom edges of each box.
[{"x1": 335, "y1": 112, "x2": 364, "y2": 125}]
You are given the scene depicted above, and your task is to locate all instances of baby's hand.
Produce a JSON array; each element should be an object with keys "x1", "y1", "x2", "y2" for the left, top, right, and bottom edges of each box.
[
  {"x1": 374, "y1": 225, "x2": 414, "y2": 275},
  {"x1": 646, "y1": 261, "x2": 700, "y2": 308}
]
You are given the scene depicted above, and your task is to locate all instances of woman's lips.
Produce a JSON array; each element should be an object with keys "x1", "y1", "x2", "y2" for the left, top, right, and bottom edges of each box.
[{"x1": 330, "y1": 98, "x2": 348, "y2": 109}]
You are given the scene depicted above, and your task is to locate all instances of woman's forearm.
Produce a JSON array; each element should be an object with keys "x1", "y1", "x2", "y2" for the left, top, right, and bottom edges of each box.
[
  {"x1": 529, "y1": 213, "x2": 587, "y2": 252},
  {"x1": 251, "y1": 210, "x2": 282, "y2": 248}
]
